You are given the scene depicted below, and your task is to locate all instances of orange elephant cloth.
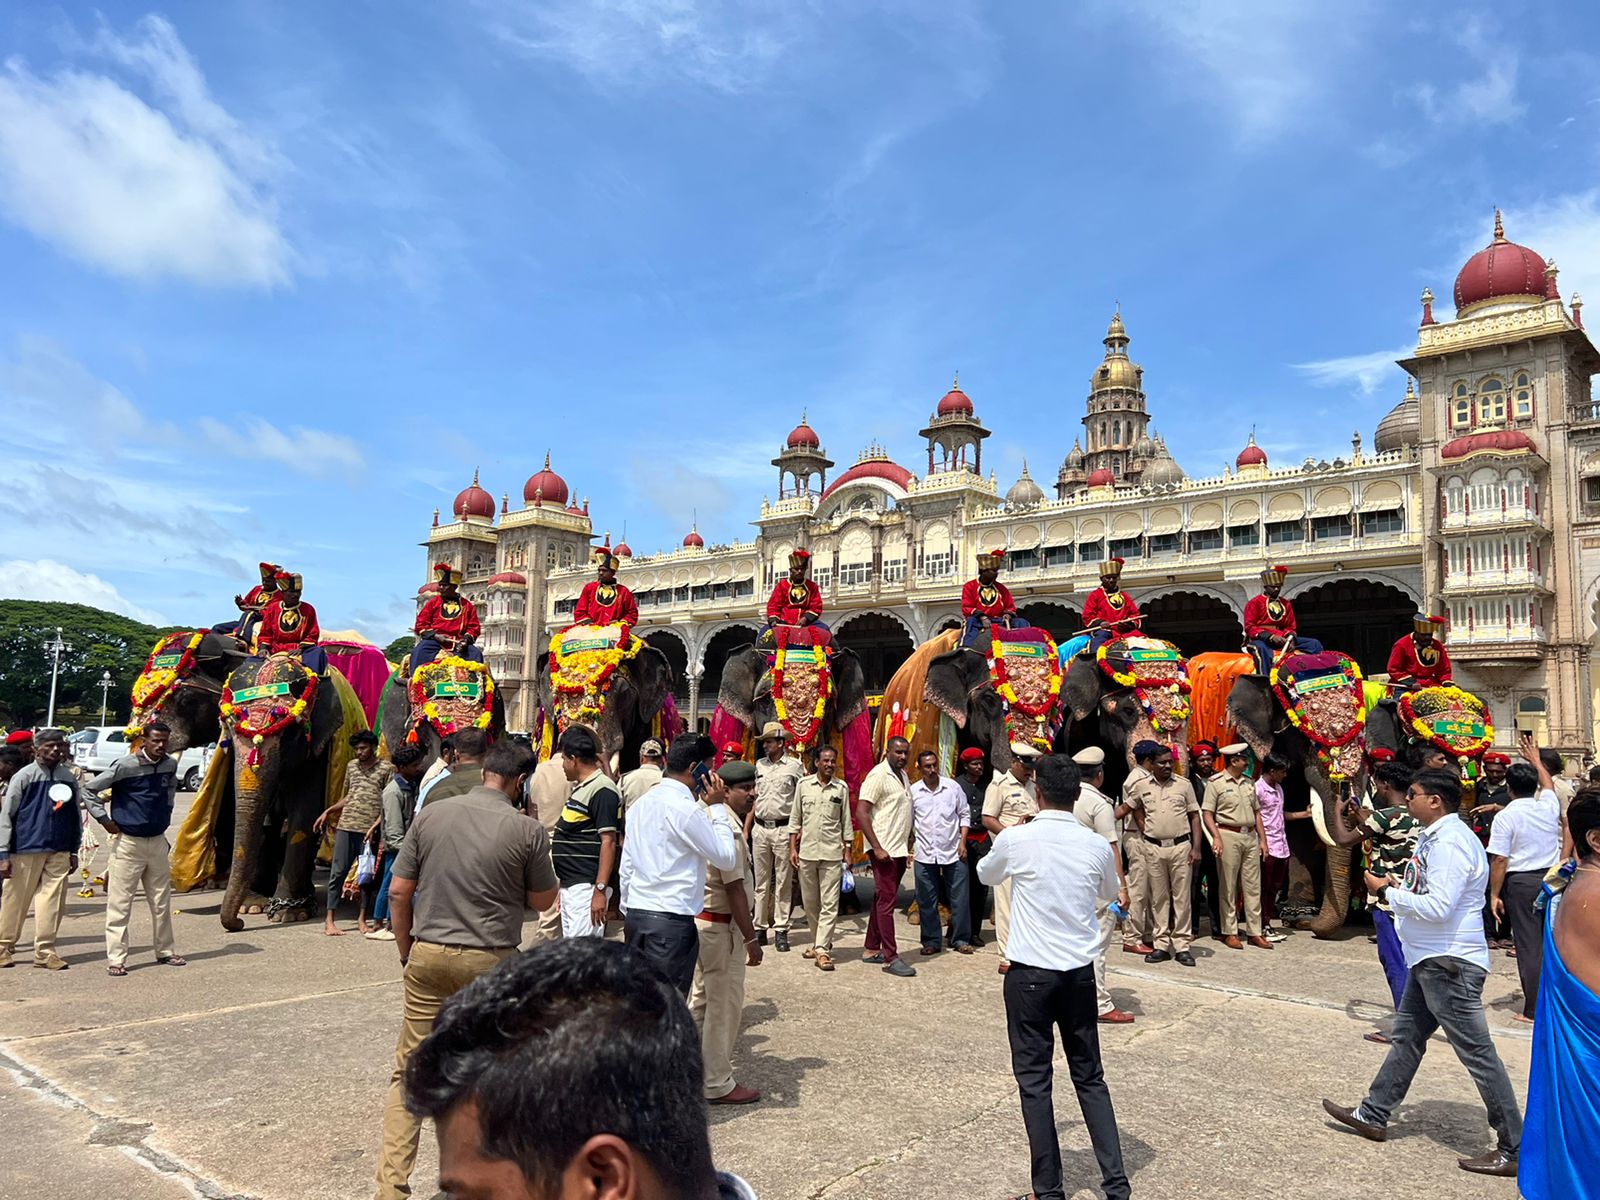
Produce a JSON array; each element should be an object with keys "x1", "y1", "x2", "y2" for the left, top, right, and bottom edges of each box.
[
  {"x1": 1186, "y1": 651, "x2": 1254, "y2": 750},
  {"x1": 875, "y1": 629, "x2": 961, "y2": 769}
]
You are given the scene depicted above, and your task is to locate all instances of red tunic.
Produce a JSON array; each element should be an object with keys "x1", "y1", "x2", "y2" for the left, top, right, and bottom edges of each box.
[
  {"x1": 1243, "y1": 594, "x2": 1297, "y2": 641},
  {"x1": 239, "y1": 583, "x2": 275, "y2": 612},
  {"x1": 415, "y1": 594, "x2": 481, "y2": 643},
  {"x1": 1387, "y1": 635, "x2": 1452, "y2": 687},
  {"x1": 766, "y1": 578, "x2": 823, "y2": 626},
  {"x1": 961, "y1": 578, "x2": 1016, "y2": 619},
  {"x1": 574, "y1": 581, "x2": 638, "y2": 629},
  {"x1": 1082, "y1": 587, "x2": 1141, "y2": 630},
  {"x1": 257, "y1": 599, "x2": 320, "y2": 654}
]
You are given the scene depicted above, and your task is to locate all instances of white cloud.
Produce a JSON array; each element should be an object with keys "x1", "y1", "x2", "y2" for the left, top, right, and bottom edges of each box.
[
  {"x1": 1408, "y1": 17, "x2": 1525, "y2": 126},
  {"x1": 0, "y1": 15, "x2": 291, "y2": 286},
  {"x1": 1292, "y1": 345, "x2": 1414, "y2": 395},
  {"x1": 0, "y1": 559, "x2": 170, "y2": 625},
  {"x1": 1495, "y1": 191, "x2": 1600, "y2": 314},
  {"x1": 196, "y1": 416, "x2": 366, "y2": 478}
]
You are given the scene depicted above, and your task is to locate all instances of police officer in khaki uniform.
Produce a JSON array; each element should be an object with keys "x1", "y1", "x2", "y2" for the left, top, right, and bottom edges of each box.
[
  {"x1": 1124, "y1": 740, "x2": 1201, "y2": 966},
  {"x1": 1202, "y1": 743, "x2": 1273, "y2": 950},
  {"x1": 786, "y1": 745, "x2": 852, "y2": 972},
  {"x1": 748, "y1": 722, "x2": 804, "y2": 951},
  {"x1": 1073, "y1": 747, "x2": 1135, "y2": 1021},
  {"x1": 981, "y1": 742, "x2": 1041, "y2": 973},
  {"x1": 1118, "y1": 743, "x2": 1161, "y2": 956}
]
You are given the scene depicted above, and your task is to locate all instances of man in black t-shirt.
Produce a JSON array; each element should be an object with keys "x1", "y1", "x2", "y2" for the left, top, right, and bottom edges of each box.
[{"x1": 551, "y1": 726, "x2": 623, "y2": 939}]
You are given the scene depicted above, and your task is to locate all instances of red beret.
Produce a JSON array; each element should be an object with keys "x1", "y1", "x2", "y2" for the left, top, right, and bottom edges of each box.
[
  {"x1": 958, "y1": 747, "x2": 985, "y2": 763},
  {"x1": 4, "y1": 729, "x2": 33, "y2": 745},
  {"x1": 1481, "y1": 752, "x2": 1511, "y2": 765},
  {"x1": 721, "y1": 741, "x2": 744, "y2": 757}
]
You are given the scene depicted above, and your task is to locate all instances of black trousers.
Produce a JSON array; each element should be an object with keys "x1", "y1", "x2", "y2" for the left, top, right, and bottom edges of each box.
[
  {"x1": 964, "y1": 835, "x2": 990, "y2": 943},
  {"x1": 1190, "y1": 833, "x2": 1221, "y2": 935},
  {"x1": 1004, "y1": 962, "x2": 1131, "y2": 1200},
  {"x1": 624, "y1": 909, "x2": 700, "y2": 996},
  {"x1": 1504, "y1": 870, "x2": 1546, "y2": 1019}
]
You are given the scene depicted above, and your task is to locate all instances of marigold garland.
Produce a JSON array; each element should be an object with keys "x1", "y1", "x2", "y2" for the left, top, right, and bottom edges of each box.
[
  {"x1": 989, "y1": 634, "x2": 1063, "y2": 718},
  {"x1": 127, "y1": 630, "x2": 206, "y2": 734},
  {"x1": 772, "y1": 641, "x2": 831, "y2": 749},
  {"x1": 548, "y1": 626, "x2": 641, "y2": 727},
  {"x1": 220, "y1": 657, "x2": 319, "y2": 766},
  {"x1": 1270, "y1": 654, "x2": 1367, "y2": 782},
  {"x1": 408, "y1": 656, "x2": 497, "y2": 738},
  {"x1": 1398, "y1": 686, "x2": 1495, "y2": 760}
]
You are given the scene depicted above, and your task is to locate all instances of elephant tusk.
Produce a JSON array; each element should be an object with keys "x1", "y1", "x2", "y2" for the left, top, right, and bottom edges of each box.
[{"x1": 1309, "y1": 793, "x2": 1336, "y2": 848}]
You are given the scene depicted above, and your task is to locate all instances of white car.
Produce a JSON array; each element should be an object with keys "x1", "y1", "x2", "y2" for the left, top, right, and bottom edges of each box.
[{"x1": 70, "y1": 727, "x2": 215, "y2": 790}]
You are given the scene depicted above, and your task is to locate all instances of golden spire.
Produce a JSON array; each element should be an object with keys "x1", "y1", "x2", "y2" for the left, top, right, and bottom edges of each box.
[
  {"x1": 1493, "y1": 208, "x2": 1505, "y2": 243},
  {"x1": 952, "y1": 370, "x2": 960, "y2": 390}
]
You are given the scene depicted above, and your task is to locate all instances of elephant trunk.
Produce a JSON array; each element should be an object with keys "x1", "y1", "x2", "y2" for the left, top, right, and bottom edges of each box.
[
  {"x1": 1309, "y1": 843, "x2": 1355, "y2": 938},
  {"x1": 1306, "y1": 766, "x2": 1361, "y2": 938},
  {"x1": 220, "y1": 752, "x2": 281, "y2": 932}
]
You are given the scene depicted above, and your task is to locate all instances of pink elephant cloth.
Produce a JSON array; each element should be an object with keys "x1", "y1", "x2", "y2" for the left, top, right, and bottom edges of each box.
[
  {"x1": 710, "y1": 705, "x2": 748, "y2": 766},
  {"x1": 321, "y1": 641, "x2": 391, "y2": 726},
  {"x1": 841, "y1": 708, "x2": 872, "y2": 799}
]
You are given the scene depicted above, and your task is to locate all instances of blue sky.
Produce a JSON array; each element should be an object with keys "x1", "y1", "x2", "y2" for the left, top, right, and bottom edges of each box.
[{"x1": 3, "y1": 2, "x2": 1599, "y2": 641}]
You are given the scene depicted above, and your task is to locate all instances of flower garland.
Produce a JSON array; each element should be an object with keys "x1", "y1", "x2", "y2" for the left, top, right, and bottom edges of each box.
[
  {"x1": 408, "y1": 657, "x2": 497, "y2": 738},
  {"x1": 1095, "y1": 638, "x2": 1187, "y2": 690},
  {"x1": 548, "y1": 627, "x2": 641, "y2": 726},
  {"x1": 1140, "y1": 684, "x2": 1192, "y2": 733},
  {"x1": 1398, "y1": 685, "x2": 1495, "y2": 760},
  {"x1": 772, "y1": 642, "x2": 831, "y2": 748},
  {"x1": 221, "y1": 660, "x2": 319, "y2": 765},
  {"x1": 127, "y1": 630, "x2": 206, "y2": 733},
  {"x1": 1270, "y1": 654, "x2": 1367, "y2": 782},
  {"x1": 989, "y1": 635, "x2": 1063, "y2": 718}
]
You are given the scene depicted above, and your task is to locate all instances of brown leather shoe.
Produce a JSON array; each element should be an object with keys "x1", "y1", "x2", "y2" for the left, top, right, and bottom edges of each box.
[
  {"x1": 1098, "y1": 1008, "x2": 1135, "y2": 1024},
  {"x1": 1122, "y1": 942, "x2": 1155, "y2": 955},
  {"x1": 1247, "y1": 935, "x2": 1274, "y2": 949},
  {"x1": 1321, "y1": 1099, "x2": 1386, "y2": 1142},
  {"x1": 1457, "y1": 1149, "x2": 1517, "y2": 1177},
  {"x1": 1224, "y1": 935, "x2": 1244, "y2": 950},
  {"x1": 710, "y1": 1084, "x2": 761, "y2": 1105}
]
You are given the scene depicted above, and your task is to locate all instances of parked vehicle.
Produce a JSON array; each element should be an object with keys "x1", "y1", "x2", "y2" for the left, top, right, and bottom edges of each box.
[{"x1": 70, "y1": 727, "x2": 215, "y2": 790}]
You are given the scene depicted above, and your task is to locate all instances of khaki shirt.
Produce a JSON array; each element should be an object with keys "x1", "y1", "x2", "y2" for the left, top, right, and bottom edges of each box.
[
  {"x1": 859, "y1": 759, "x2": 914, "y2": 856},
  {"x1": 526, "y1": 758, "x2": 570, "y2": 832},
  {"x1": 1074, "y1": 783, "x2": 1118, "y2": 845},
  {"x1": 1119, "y1": 765, "x2": 1152, "y2": 835},
  {"x1": 787, "y1": 773, "x2": 852, "y2": 860},
  {"x1": 1126, "y1": 774, "x2": 1198, "y2": 841},
  {"x1": 701, "y1": 825, "x2": 754, "y2": 915},
  {"x1": 753, "y1": 754, "x2": 804, "y2": 822},
  {"x1": 620, "y1": 764, "x2": 662, "y2": 811},
  {"x1": 983, "y1": 771, "x2": 1038, "y2": 829},
  {"x1": 1202, "y1": 774, "x2": 1260, "y2": 829}
]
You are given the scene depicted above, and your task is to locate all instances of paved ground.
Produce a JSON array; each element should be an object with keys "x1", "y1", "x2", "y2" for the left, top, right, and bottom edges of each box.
[{"x1": 2, "y1": 823, "x2": 1534, "y2": 1200}]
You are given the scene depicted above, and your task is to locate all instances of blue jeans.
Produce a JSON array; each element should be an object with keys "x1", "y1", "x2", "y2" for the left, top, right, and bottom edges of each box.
[
  {"x1": 409, "y1": 637, "x2": 484, "y2": 672},
  {"x1": 372, "y1": 852, "x2": 398, "y2": 923},
  {"x1": 1372, "y1": 908, "x2": 1408, "y2": 1009},
  {"x1": 960, "y1": 614, "x2": 1030, "y2": 650},
  {"x1": 915, "y1": 860, "x2": 971, "y2": 950}
]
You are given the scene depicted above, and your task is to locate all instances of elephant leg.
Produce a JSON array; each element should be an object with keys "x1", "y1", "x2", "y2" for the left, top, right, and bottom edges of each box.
[
  {"x1": 1308, "y1": 843, "x2": 1354, "y2": 938},
  {"x1": 274, "y1": 770, "x2": 325, "y2": 923},
  {"x1": 249, "y1": 819, "x2": 285, "y2": 911}
]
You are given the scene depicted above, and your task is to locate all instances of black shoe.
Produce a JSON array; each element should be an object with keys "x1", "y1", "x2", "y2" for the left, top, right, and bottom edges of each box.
[
  {"x1": 1174, "y1": 951, "x2": 1196, "y2": 967},
  {"x1": 1144, "y1": 949, "x2": 1172, "y2": 964},
  {"x1": 755, "y1": 930, "x2": 768, "y2": 947},
  {"x1": 774, "y1": 931, "x2": 790, "y2": 953}
]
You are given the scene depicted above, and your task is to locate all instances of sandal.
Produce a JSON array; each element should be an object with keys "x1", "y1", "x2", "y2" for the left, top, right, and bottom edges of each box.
[
  {"x1": 815, "y1": 952, "x2": 835, "y2": 971},
  {"x1": 107, "y1": 964, "x2": 128, "y2": 977},
  {"x1": 955, "y1": 943, "x2": 975, "y2": 955},
  {"x1": 155, "y1": 954, "x2": 188, "y2": 967}
]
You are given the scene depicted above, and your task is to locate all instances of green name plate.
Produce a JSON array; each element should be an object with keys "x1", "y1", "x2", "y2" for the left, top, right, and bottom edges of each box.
[
  {"x1": 151, "y1": 653, "x2": 183, "y2": 670},
  {"x1": 432, "y1": 681, "x2": 484, "y2": 700},
  {"x1": 1297, "y1": 673, "x2": 1349, "y2": 694},
  {"x1": 562, "y1": 635, "x2": 618, "y2": 655},
  {"x1": 1430, "y1": 717, "x2": 1486, "y2": 740},
  {"x1": 998, "y1": 642, "x2": 1050, "y2": 659},
  {"x1": 1126, "y1": 647, "x2": 1179, "y2": 663},
  {"x1": 233, "y1": 682, "x2": 292, "y2": 702}
]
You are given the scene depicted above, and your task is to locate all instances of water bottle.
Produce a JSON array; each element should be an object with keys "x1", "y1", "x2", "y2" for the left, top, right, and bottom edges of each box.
[{"x1": 1108, "y1": 898, "x2": 1130, "y2": 922}]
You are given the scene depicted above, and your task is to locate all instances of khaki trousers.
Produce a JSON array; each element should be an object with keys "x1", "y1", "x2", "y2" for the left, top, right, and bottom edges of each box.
[
  {"x1": 1093, "y1": 901, "x2": 1116, "y2": 1014},
  {"x1": 994, "y1": 878, "x2": 1015, "y2": 958},
  {"x1": 1120, "y1": 834, "x2": 1152, "y2": 948},
  {"x1": 376, "y1": 941, "x2": 515, "y2": 1200},
  {"x1": 104, "y1": 834, "x2": 176, "y2": 966},
  {"x1": 528, "y1": 900, "x2": 562, "y2": 947},
  {"x1": 1217, "y1": 829, "x2": 1263, "y2": 937},
  {"x1": 795, "y1": 858, "x2": 841, "y2": 951},
  {"x1": 1146, "y1": 841, "x2": 1194, "y2": 953},
  {"x1": 689, "y1": 918, "x2": 747, "y2": 1099},
  {"x1": 751, "y1": 823, "x2": 796, "y2": 933},
  {"x1": 0, "y1": 851, "x2": 72, "y2": 961}
]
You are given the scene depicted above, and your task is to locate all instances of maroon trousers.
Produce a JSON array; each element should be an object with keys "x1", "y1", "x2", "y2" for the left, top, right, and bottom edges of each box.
[
  {"x1": 1261, "y1": 855, "x2": 1290, "y2": 924},
  {"x1": 864, "y1": 855, "x2": 907, "y2": 963}
]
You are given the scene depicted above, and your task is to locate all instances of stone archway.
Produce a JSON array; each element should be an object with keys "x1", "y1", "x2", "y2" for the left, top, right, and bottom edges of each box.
[
  {"x1": 1291, "y1": 578, "x2": 1416, "y2": 676},
  {"x1": 1018, "y1": 601, "x2": 1082, "y2": 642},
  {"x1": 1140, "y1": 590, "x2": 1244, "y2": 656},
  {"x1": 697, "y1": 624, "x2": 761, "y2": 731},
  {"x1": 833, "y1": 611, "x2": 917, "y2": 693},
  {"x1": 643, "y1": 630, "x2": 689, "y2": 705}
]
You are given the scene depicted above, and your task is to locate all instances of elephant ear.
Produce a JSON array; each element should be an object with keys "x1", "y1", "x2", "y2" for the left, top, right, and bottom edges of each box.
[
  {"x1": 716, "y1": 646, "x2": 763, "y2": 727},
  {"x1": 831, "y1": 650, "x2": 868, "y2": 728},
  {"x1": 924, "y1": 649, "x2": 988, "y2": 727},
  {"x1": 309, "y1": 671, "x2": 349, "y2": 756},
  {"x1": 1062, "y1": 656, "x2": 1101, "y2": 723},
  {"x1": 630, "y1": 645, "x2": 672, "y2": 725},
  {"x1": 1225, "y1": 675, "x2": 1275, "y2": 761}
]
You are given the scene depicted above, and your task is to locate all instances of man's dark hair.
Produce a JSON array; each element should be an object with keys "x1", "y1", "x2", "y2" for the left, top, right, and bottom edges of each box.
[
  {"x1": 1539, "y1": 748, "x2": 1565, "y2": 777},
  {"x1": 0, "y1": 746, "x2": 27, "y2": 771},
  {"x1": 439, "y1": 734, "x2": 457, "y2": 754},
  {"x1": 453, "y1": 728, "x2": 489, "y2": 760},
  {"x1": 391, "y1": 744, "x2": 426, "y2": 770},
  {"x1": 349, "y1": 730, "x2": 379, "y2": 748},
  {"x1": 1505, "y1": 761, "x2": 1540, "y2": 800},
  {"x1": 1588, "y1": 764, "x2": 1600, "y2": 784},
  {"x1": 36, "y1": 728, "x2": 66, "y2": 745},
  {"x1": 405, "y1": 939, "x2": 717, "y2": 1197},
  {"x1": 1373, "y1": 761, "x2": 1413, "y2": 794},
  {"x1": 1132, "y1": 739, "x2": 1164, "y2": 764},
  {"x1": 916, "y1": 749, "x2": 937, "y2": 765},
  {"x1": 1033, "y1": 755, "x2": 1082, "y2": 810},
  {"x1": 666, "y1": 733, "x2": 715, "y2": 775},
  {"x1": 482, "y1": 741, "x2": 536, "y2": 781},
  {"x1": 886, "y1": 736, "x2": 909, "y2": 751},
  {"x1": 1411, "y1": 768, "x2": 1462, "y2": 813},
  {"x1": 558, "y1": 725, "x2": 600, "y2": 764},
  {"x1": 143, "y1": 718, "x2": 171, "y2": 735},
  {"x1": 815, "y1": 745, "x2": 837, "y2": 761},
  {"x1": 1569, "y1": 786, "x2": 1600, "y2": 861},
  {"x1": 1261, "y1": 752, "x2": 1289, "y2": 774}
]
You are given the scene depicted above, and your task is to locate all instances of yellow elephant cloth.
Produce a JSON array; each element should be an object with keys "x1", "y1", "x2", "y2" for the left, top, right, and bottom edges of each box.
[{"x1": 875, "y1": 629, "x2": 960, "y2": 770}]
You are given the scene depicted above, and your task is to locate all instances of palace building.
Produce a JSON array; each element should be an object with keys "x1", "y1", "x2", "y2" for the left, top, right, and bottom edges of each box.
[{"x1": 421, "y1": 216, "x2": 1599, "y2": 757}]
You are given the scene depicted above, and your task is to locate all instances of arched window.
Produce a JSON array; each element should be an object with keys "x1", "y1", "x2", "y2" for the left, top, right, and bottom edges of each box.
[
  {"x1": 1513, "y1": 371, "x2": 1534, "y2": 420},
  {"x1": 546, "y1": 543, "x2": 557, "y2": 569},
  {"x1": 1112, "y1": 420, "x2": 1122, "y2": 446},
  {"x1": 1478, "y1": 377, "x2": 1506, "y2": 426},
  {"x1": 1451, "y1": 381, "x2": 1472, "y2": 431},
  {"x1": 1100, "y1": 421, "x2": 1108, "y2": 447}
]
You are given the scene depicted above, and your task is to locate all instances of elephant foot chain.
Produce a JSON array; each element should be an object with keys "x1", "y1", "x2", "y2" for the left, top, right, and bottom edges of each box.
[{"x1": 264, "y1": 895, "x2": 315, "y2": 917}]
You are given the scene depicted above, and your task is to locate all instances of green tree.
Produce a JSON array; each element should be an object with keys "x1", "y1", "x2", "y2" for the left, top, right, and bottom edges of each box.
[
  {"x1": 0, "y1": 601, "x2": 181, "y2": 728},
  {"x1": 384, "y1": 634, "x2": 417, "y2": 664}
]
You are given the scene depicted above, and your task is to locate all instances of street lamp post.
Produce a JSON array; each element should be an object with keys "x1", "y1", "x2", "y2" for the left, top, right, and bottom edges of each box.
[
  {"x1": 99, "y1": 670, "x2": 113, "y2": 726},
  {"x1": 44, "y1": 626, "x2": 71, "y2": 728}
]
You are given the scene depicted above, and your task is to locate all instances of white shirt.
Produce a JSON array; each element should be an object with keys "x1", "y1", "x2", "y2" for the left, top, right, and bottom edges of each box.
[
  {"x1": 1486, "y1": 788, "x2": 1562, "y2": 873},
  {"x1": 1386, "y1": 812, "x2": 1490, "y2": 971},
  {"x1": 909, "y1": 776, "x2": 968, "y2": 865},
  {"x1": 617, "y1": 777, "x2": 739, "y2": 917},
  {"x1": 1074, "y1": 783, "x2": 1119, "y2": 845},
  {"x1": 978, "y1": 809, "x2": 1119, "y2": 971}
]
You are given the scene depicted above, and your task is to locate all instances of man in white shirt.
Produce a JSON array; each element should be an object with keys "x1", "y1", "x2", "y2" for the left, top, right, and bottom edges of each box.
[
  {"x1": 980, "y1": 754, "x2": 1131, "y2": 1200},
  {"x1": 909, "y1": 750, "x2": 973, "y2": 957},
  {"x1": 619, "y1": 734, "x2": 740, "y2": 995},
  {"x1": 1322, "y1": 769, "x2": 1522, "y2": 1179},
  {"x1": 1072, "y1": 747, "x2": 1134, "y2": 1025},
  {"x1": 1489, "y1": 736, "x2": 1563, "y2": 1022}
]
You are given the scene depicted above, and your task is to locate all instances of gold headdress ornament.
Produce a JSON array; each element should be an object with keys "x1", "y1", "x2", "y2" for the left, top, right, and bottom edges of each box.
[
  {"x1": 788, "y1": 548, "x2": 812, "y2": 570},
  {"x1": 1261, "y1": 564, "x2": 1288, "y2": 586},
  {"x1": 594, "y1": 546, "x2": 621, "y2": 571},
  {"x1": 976, "y1": 547, "x2": 1006, "y2": 571},
  {"x1": 1413, "y1": 613, "x2": 1447, "y2": 638},
  {"x1": 273, "y1": 570, "x2": 303, "y2": 590},
  {"x1": 432, "y1": 563, "x2": 463, "y2": 586},
  {"x1": 1099, "y1": 556, "x2": 1126, "y2": 578}
]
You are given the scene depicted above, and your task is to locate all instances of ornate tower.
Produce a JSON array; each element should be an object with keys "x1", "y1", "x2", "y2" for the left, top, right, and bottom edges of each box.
[
  {"x1": 772, "y1": 414, "x2": 834, "y2": 498},
  {"x1": 1081, "y1": 310, "x2": 1151, "y2": 483},
  {"x1": 919, "y1": 375, "x2": 990, "y2": 477}
]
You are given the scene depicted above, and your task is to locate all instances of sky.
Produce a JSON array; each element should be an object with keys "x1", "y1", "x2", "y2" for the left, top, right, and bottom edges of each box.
[{"x1": 3, "y1": 1, "x2": 1599, "y2": 642}]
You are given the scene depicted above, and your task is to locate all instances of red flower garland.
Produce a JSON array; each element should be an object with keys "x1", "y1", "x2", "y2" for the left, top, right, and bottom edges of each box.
[
  {"x1": 771, "y1": 633, "x2": 831, "y2": 749},
  {"x1": 1270, "y1": 658, "x2": 1365, "y2": 750},
  {"x1": 221, "y1": 665, "x2": 320, "y2": 765}
]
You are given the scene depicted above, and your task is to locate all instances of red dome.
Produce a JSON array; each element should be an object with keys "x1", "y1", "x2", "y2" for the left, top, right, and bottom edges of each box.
[
  {"x1": 936, "y1": 384, "x2": 974, "y2": 416},
  {"x1": 522, "y1": 453, "x2": 569, "y2": 505},
  {"x1": 683, "y1": 529, "x2": 705, "y2": 548},
  {"x1": 487, "y1": 571, "x2": 527, "y2": 587},
  {"x1": 1236, "y1": 435, "x2": 1268, "y2": 468},
  {"x1": 452, "y1": 470, "x2": 495, "y2": 520},
  {"x1": 565, "y1": 503, "x2": 585, "y2": 516},
  {"x1": 820, "y1": 454, "x2": 914, "y2": 500},
  {"x1": 1440, "y1": 430, "x2": 1538, "y2": 461},
  {"x1": 416, "y1": 582, "x2": 440, "y2": 596},
  {"x1": 786, "y1": 418, "x2": 820, "y2": 449},
  {"x1": 1454, "y1": 214, "x2": 1549, "y2": 314},
  {"x1": 1085, "y1": 467, "x2": 1115, "y2": 487},
  {"x1": 615, "y1": 542, "x2": 633, "y2": 558}
]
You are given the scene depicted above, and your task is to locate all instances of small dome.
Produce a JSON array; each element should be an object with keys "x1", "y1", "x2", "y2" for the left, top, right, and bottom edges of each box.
[
  {"x1": 614, "y1": 541, "x2": 633, "y2": 558},
  {"x1": 1440, "y1": 429, "x2": 1538, "y2": 461},
  {"x1": 1086, "y1": 467, "x2": 1115, "y2": 488},
  {"x1": 683, "y1": 529, "x2": 705, "y2": 549},
  {"x1": 1091, "y1": 357, "x2": 1142, "y2": 392},
  {"x1": 1375, "y1": 379, "x2": 1422, "y2": 452},
  {"x1": 1236, "y1": 433, "x2": 1268, "y2": 468},
  {"x1": 452, "y1": 469, "x2": 495, "y2": 520},
  {"x1": 487, "y1": 571, "x2": 527, "y2": 588},
  {"x1": 1131, "y1": 431, "x2": 1155, "y2": 459},
  {"x1": 1064, "y1": 440, "x2": 1086, "y2": 468},
  {"x1": 416, "y1": 582, "x2": 440, "y2": 596},
  {"x1": 936, "y1": 375, "x2": 975, "y2": 416},
  {"x1": 1144, "y1": 439, "x2": 1186, "y2": 487},
  {"x1": 786, "y1": 416, "x2": 820, "y2": 449},
  {"x1": 1454, "y1": 211, "x2": 1550, "y2": 315},
  {"x1": 819, "y1": 447, "x2": 915, "y2": 500},
  {"x1": 1006, "y1": 462, "x2": 1046, "y2": 508},
  {"x1": 523, "y1": 452, "x2": 570, "y2": 506},
  {"x1": 565, "y1": 502, "x2": 585, "y2": 516}
]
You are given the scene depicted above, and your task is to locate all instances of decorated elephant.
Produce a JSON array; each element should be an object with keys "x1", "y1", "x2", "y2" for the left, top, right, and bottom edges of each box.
[
  {"x1": 534, "y1": 635, "x2": 680, "y2": 774},
  {"x1": 1364, "y1": 683, "x2": 1496, "y2": 777},
  {"x1": 712, "y1": 627, "x2": 871, "y2": 791},
  {"x1": 127, "y1": 629, "x2": 249, "y2": 752},
  {"x1": 1058, "y1": 635, "x2": 1191, "y2": 785},
  {"x1": 377, "y1": 656, "x2": 507, "y2": 772}
]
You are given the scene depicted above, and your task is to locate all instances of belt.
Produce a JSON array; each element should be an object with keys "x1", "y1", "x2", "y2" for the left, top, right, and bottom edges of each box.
[
  {"x1": 966, "y1": 829, "x2": 990, "y2": 842},
  {"x1": 755, "y1": 817, "x2": 787, "y2": 828},
  {"x1": 1143, "y1": 833, "x2": 1190, "y2": 847},
  {"x1": 1216, "y1": 822, "x2": 1253, "y2": 833},
  {"x1": 696, "y1": 910, "x2": 732, "y2": 924}
]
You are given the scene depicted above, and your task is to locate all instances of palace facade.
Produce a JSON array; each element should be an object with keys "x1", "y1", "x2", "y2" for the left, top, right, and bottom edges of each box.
[{"x1": 421, "y1": 217, "x2": 1600, "y2": 757}]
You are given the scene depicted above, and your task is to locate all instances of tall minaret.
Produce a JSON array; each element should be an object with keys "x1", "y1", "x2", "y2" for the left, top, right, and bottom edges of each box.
[{"x1": 1081, "y1": 309, "x2": 1151, "y2": 482}]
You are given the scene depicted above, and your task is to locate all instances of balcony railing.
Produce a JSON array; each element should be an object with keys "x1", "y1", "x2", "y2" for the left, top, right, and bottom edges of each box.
[
  {"x1": 1570, "y1": 400, "x2": 1600, "y2": 428},
  {"x1": 1440, "y1": 506, "x2": 1547, "y2": 530},
  {"x1": 1442, "y1": 567, "x2": 1547, "y2": 592}
]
